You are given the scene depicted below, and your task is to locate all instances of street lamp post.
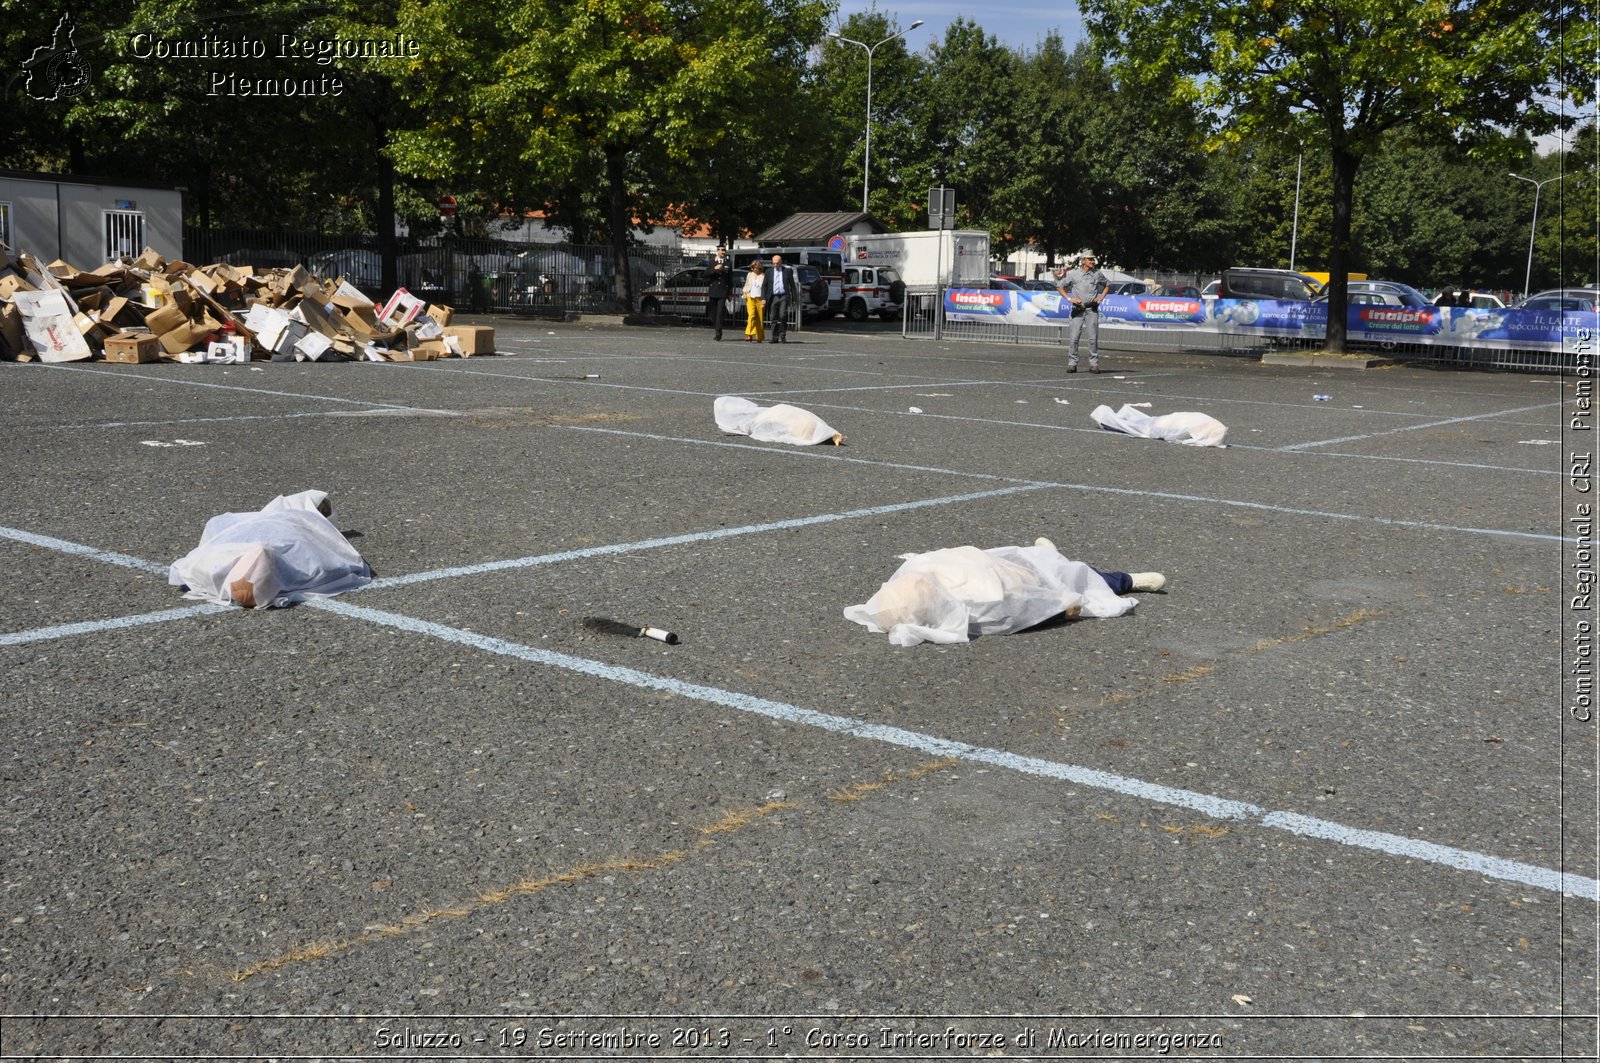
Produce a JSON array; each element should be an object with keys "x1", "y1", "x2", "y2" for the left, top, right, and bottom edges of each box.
[
  {"x1": 830, "y1": 19, "x2": 923, "y2": 214},
  {"x1": 1507, "y1": 171, "x2": 1567, "y2": 299}
]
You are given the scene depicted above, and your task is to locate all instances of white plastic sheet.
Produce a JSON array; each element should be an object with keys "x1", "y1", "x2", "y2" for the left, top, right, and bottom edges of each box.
[
  {"x1": 843, "y1": 542, "x2": 1136, "y2": 646},
  {"x1": 169, "y1": 490, "x2": 372, "y2": 609},
  {"x1": 714, "y1": 396, "x2": 842, "y2": 446},
  {"x1": 1090, "y1": 403, "x2": 1228, "y2": 447}
]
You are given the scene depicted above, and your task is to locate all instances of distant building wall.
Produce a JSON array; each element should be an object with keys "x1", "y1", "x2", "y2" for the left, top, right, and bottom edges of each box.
[{"x1": 0, "y1": 171, "x2": 183, "y2": 264}]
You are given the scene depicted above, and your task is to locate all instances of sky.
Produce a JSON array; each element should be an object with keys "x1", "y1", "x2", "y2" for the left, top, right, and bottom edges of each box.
[{"x1": 830, "y1": 0, "x2": 1088, "y2": 53}]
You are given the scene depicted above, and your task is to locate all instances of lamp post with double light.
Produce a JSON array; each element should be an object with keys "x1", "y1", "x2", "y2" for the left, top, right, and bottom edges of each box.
[
  {"x1": 1507, "y1": 171, "x2": 1566, "y2": 299},
  {"x1": 829, "y1": 19, "x2": 923, "y2": 214}
]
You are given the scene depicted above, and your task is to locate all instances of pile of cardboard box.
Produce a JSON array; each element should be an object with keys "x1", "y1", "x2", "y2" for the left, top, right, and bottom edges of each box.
[{"x1": 0, "y1": 245, "x2": 494, "y2": 365}]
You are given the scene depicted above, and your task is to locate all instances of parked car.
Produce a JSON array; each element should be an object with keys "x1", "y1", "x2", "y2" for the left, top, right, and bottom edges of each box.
[
  {"x1": 1107, "y1": 280, "x2": 1151, "y2": 295},
  {"x1": 1314, "y1": 279, "x2": 1433, "y2": 307},
  {"x1": 792, "y1": 263, "x2": 830, "y2": 320},
  {"x1": 1153, "y1": 285, "x2": 1201, "y2": 299},
  {"x1": 637, "y1": 266, "x2": 749, "y2": 321},
  {"x1": 985, "y1": 277, "x2": 1025, "y2": 291},
  {"x1": 1218, "y1": 267, "x2": 1322, "y2": 301},
  {"x1": 307, "y1": 248, "x2": 382, "y2": 292},
  {"x1": 1432, "y1": 289, "x2": 1507, "y2": 309},
  {"x1": 1516, "y1": 288, "x2": 1600, "y2": 312},
  {"x1": 840, "y1": 264, "x2": 905, "y2": 321}
]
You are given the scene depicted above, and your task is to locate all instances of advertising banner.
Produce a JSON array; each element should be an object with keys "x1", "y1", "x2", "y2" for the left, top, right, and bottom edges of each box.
[{"x1": 940, "y1": 289, "x2": 1593, "y2": 353}]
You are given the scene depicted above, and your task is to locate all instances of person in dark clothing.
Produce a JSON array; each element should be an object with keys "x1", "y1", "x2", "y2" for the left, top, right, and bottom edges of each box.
[
  {"x1": 761, "y1": 254, "x2": 797, "y2": 344},
  {"x1": 706, "y1": 255, "x2": 732, "y2": 341}
]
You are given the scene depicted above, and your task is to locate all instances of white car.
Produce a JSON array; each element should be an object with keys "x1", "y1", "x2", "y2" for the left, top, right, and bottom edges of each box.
[
  {"x1": 637, "y1": 266, "x2": 748, "y2": 320},
  {"x1": 1432, "y1": 290, "x2": 1506, "y2": 310},
  {"x1": 841, "y1": 264, "x2": 905, "y2": 321}
]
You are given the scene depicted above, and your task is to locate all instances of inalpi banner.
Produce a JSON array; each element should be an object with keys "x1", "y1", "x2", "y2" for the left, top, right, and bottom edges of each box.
[{"x1": 943, "y1": 290, "x2": 1593, "y2": 352}]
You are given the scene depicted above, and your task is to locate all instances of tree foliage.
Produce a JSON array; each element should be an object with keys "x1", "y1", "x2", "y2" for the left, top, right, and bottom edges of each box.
[
  {"x1": 1082, "y1": 0, "x2": 1583, "y2": 348},
  {"x1": 390, "y1": 0, "x2": 829, "y2": 307}
]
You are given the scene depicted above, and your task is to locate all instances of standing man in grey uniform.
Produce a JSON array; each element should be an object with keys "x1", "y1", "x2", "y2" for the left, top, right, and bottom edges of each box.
[{"x1": 1053, "y1": 249, "x2": 1110, "y2": 373}]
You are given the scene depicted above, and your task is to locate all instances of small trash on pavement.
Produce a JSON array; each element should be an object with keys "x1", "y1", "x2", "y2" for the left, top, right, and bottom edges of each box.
[
  {"x1": 582, "y1": 616, "x2": 679, "y2": 644},
  {"x1": 714, "y1": 396, "x2": 842, "y2": 445},
  {"x1": 169, "y1": 490, "x2": 372, "y2": 609}
]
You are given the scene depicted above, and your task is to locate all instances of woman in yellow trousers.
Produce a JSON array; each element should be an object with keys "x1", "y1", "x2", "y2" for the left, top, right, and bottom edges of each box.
[{"x1": 743, "y1": 262, "x2": 765, "y2": 342}]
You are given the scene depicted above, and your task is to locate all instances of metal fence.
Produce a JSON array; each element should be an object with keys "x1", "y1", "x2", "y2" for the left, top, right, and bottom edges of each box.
[
  {"x1": 902, "y1": 287, "x2": 1581, "y2": 374},
  {"x1": 182, "y1": 228, "x2": 687, "y2": 314}
]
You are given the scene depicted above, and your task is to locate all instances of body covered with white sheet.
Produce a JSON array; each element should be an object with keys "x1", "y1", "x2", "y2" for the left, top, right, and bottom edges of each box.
[
  {"x1": 169, "y1": 490, "x2": 372, "y2": 609},
  {"x1": 1091, "y1": 403, "x2": 1227, "y2": 447},
  {"x1": 714, "y1": 396, "x2": 842, "y2": 446},
  {"x1": 844, "y1": 543, "x2": 1136, "y2": 646}
]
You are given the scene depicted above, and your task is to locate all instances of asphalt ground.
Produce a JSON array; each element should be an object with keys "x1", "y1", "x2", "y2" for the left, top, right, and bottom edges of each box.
[{"x1": 1, "y1": 314, "x2": 1595, "y2": 1061}]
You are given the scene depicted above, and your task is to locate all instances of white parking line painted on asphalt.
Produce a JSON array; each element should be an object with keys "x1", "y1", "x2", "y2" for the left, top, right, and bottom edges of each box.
[
  {"x1": 4, "y1": 522, "x2": 1590, "y2": 902},
  {"x1": 0, "y1": 603, "x2": 231, "y2": 646},
  {"x1": 555, "y1": 426, "x2": 1574, "y2": 544},
  {"x1": 405, "y1": 360, "x2": 1562, "y2": 477},
  {"x1": 0, "y1": 526, "x2": 169, "y2": 575},
  {"x1": 43, "y1": 363, "x2": 448, "y2": 413},
  {"x1": 366, "y1": 484, "x2": 1053, "y2": 591},
  {"x1": 1278, "y1": 402, "x2": 1560, "y2": 451},
  {"x1": 311, "y1": 597, "x2": 1600, "y2": 904}
]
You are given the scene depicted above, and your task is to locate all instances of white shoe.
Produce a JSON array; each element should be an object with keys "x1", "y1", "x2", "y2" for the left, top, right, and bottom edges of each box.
[
  {"x1": 1130, "y1": 572, "x2": 1166, "y2": 593},
  {"x1": 1034, "y1": 536, "x2": 1058, "y2": 552}
]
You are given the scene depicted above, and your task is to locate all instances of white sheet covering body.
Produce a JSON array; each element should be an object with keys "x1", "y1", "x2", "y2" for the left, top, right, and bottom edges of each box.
[
  {"x1": 843, "y1": 543, "x2": 1136, "y2": 646},
  {"x1": 714, "y1": 396, "x2": 842, "y2": 445},
  {"x1": 169, "y1": 490, "x2": 372, "y2": 608},
  {"x1": 1090, "y1": 403, "x2": 1228, "y2": 447}
]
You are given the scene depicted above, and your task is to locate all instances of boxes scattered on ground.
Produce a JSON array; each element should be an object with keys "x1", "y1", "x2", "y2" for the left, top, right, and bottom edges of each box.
[
  {"x1": 0, "y1": 245, "x2": 494, "y2": 365},
  {"x1": 103, "y1": 331, "x2": 161, "y2": 364}
]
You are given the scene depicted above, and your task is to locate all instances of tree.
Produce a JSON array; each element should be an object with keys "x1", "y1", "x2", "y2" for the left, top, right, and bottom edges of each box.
[
  {"x1": 900, "y1": 20, "x2": 1019, "y2": 234},
  {"x1": 981, "y1": 35, "x2": 1094, "y2": 267},
  {"x1": 391, "y1": 0, "x2": 828, "y2": 309},
  {"x1": 1084, "y1": 0, "x2": 1583, "y2": 350}
]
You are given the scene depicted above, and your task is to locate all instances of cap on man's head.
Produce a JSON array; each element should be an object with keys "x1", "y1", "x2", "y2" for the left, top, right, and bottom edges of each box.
[{"x1": 1078, "y1": 249, "x2": 1097, "y2": 262}]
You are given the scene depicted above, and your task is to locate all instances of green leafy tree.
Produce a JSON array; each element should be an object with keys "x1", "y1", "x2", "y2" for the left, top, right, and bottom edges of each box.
[
  {"x1": 984, "y1": 35, "x2": 1095, "y2": 267},
  {"x1": 391, "y1": 0, "x2": 828, "y2": 308},
  {"x1": 900, "y1": 20, "x2": 1019, "y2": 235},
  {"x1": 1084, "y1": 0, "x2": 1582, "y2": 350},
  {"x1": 1068, "y1": 52, "x2": 1230, "y2": 271}
]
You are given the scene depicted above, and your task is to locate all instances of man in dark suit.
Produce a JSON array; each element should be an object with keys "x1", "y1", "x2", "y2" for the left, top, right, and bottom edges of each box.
[
  {"x1": 706, "y1": 253, "x2": 732, "y2": 340},
  {"x1": 761, "y1": 253, "x2": 796, "y2": 343}
]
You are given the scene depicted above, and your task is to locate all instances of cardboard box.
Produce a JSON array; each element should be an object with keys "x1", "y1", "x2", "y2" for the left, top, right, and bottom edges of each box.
[
  {"x1": 426, "y1": 303, "x2": 454, "y2": 327},
  {"x1": 103, "y1": 331, "x2": 161, "y2": 364},
  {"x1": 293, "y1": 332, "x2": 335, "y2": 361},
  {"x1": 378, "y1": 287, "x2": 426, "y2": 329},
  {"x1": 158, "y1": 321, "x2": 215, "y2": 355},
  {"x1": 444, "y1": 324, "x2": 494, "y2": 355},
  {"x1": 0, "y1": 302, "x2": 26, "y2": 358},
  {"x1": 10, "y1": 289, "x2": 92, "y2": 362},
  {"x1": 0, "y1": 273, "x2": 35, "y2": 299},
  {"x1": 143, "y1": 301, "x2": 190, "y2": 335}
]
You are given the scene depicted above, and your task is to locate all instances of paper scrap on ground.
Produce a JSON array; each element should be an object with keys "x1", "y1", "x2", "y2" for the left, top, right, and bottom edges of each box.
[
  {"x1": 714, "y1": 396, "x2": 842, "y2": 446},
  {"x1": 1091, "y1": 403, "x2": 1228, "y2": 447},
  {"x1": 169, "y1": 490, "x2": 372, "y2": 609},
  {"x1": 843, "y1": 542, "x2": 1136, "y2": 647}
]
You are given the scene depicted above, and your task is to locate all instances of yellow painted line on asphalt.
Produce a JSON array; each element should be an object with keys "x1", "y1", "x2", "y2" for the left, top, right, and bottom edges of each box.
[{"x1": 226, "y1": 760, "x2": 957, "y2": 984}]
